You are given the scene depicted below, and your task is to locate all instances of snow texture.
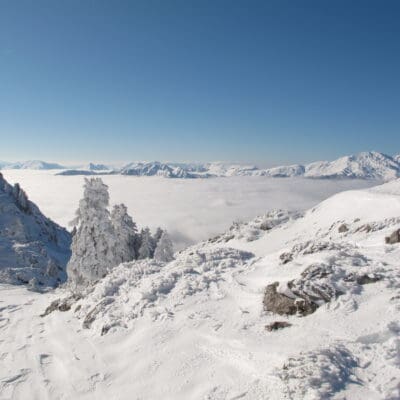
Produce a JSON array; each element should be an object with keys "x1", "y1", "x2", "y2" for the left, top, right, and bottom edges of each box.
[
  {"x1": 1, "y1": 176, "x2": 400, "y2": 399},
  {"x1": 0, "y1": 173, "x2": 70, "y2": 287}
]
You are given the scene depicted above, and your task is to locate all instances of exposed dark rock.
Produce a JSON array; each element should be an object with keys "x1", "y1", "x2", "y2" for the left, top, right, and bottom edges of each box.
[
  {"x1": 263, "y1": 282, "x2": 318, "y2": 316},
  {"x1": 41, "y1": 294, "x2": 81, "y2": 317},
  {"x1": 265, "y1": 321, "x2": 292, "y2": 331},
  {"x1": 279, "y1": 252, "x2": 293, "y2": 265},
  {"x1": 264, "y1": 282, "x2": 298, "y2": 315},
  {"x1": 82, "y1": 298, "x2": 114, "y2": 329},
  {"x1": 355, "y1": 224, "x2": 372, "y2": 233},
  {"x1": 259, "y1": 222, "x2": 272, "y2": 231},
  {"x1": 385, "y1": 229, "x2": 400, "y2": 244},
  {"x1": 356, "y1": 274, "x2": 382, "y2": 285},
  {"x1": 338, "y1": 223, "x2": 349, "y2": 233}
]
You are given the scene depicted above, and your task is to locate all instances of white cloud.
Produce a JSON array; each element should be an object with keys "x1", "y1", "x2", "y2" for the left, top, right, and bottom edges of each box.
[{"x1": 2, "y1": 170, "x2": 377, "y2": 249}]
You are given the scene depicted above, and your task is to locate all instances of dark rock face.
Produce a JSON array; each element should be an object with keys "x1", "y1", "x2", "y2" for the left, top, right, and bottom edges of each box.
[
  {"x1": 385, "y1": 229, "x2": 400, "y2": 244},
  {"x1": 355, "y1": 224, "x2": 372, "y2": 233},
  {"x1": 264, "y1": 282, "x2": 298, "y2": 315},
  {"x1": 355, "y1": 274, "x2": 382, "y2": 285},
  {"x1": 338, "y1": 223, "x2": 349, "y2": 233},
  {"x1": 265, "y1": 321, "x2": 292, "y2": 331},
  {"x1": 263, "y1": 282, "x2": 318, "y2": 316}
]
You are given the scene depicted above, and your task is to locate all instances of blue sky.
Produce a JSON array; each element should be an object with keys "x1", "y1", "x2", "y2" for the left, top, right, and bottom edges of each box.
[{"x1": 0, "y1": 0, "x2": 399, "y2": 165}]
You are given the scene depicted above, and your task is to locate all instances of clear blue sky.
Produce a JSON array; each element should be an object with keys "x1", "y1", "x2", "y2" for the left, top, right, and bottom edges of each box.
[{"x1": 1, "y1": 0, "x2": 399, "y2": 165}]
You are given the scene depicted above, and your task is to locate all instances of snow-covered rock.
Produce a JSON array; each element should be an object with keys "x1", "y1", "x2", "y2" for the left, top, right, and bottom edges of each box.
[
  {"x1": 207, "y1": 209, "x2": 301, "y2": 243},
  {"x1": 0, "y1": 173, "x2": 71, "y2": 287},
  {"x1": 263, "y1": 164, "x2": 305, "y2": 177},
  {"x1": 120, "y1": 161, "x2": 200, "y2": 178}
]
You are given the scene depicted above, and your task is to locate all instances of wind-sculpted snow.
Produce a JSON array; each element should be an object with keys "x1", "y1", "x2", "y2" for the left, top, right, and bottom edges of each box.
[
  {"x1": 0, "y1": 173, "x2": 71, "y2": 287},
  {"x1": 74, "y1": 247, "x2": 254, "y2": 334},
  {"x1": 277, "y1": 344, "x2": 358, "y2": 400}
]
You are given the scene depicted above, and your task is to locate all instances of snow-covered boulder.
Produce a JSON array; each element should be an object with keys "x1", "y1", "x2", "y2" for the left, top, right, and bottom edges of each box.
[{"x1": 0, "y1": 173, "x2": 71, "y2": 287}]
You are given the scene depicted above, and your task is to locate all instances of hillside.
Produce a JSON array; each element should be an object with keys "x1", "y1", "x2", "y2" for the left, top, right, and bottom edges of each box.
[
  {"x1": 0, "y1": 173, "x2": 71, "y2": 287},
  {"x1": 1, "y1": 179, "x2": 399, "y2": 398}
]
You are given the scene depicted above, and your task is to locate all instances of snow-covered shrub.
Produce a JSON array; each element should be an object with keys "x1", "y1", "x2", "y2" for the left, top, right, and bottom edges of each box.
[
  {"x1": 154, "y1": 231, "x2": 174, "y2": 262},
  {"x1": 111, "y1": 203, "x2": 138, "y2": 262},
  {"x1": 138, "y1": 227, "x2": 154, "y2": 259}
]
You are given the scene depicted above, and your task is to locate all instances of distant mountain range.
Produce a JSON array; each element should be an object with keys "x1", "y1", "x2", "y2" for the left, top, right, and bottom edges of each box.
[
  {"x1": 2, "y1": 152, "x2": 400, "y2": 181},
  {"x1": 0, "y1": 160, "x2": 65, "y2": 170}
]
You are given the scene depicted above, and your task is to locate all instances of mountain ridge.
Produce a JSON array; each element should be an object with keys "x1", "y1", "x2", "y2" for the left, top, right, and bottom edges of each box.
[{"x1": 3, "y1": 151, "x2": 400, "y2": 180}]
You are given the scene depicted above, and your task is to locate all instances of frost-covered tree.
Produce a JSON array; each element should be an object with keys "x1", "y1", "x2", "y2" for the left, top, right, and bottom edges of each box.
[
  {"x1": 67, "y1": 178, "x2": 119, "y2": 288},
  {"x1": 154, "y1": 231, "x2": 174, "y2": 262},
  {"x1": 111, "y1": 203, "x2": 137, "y2": 262},
  {"x1": 154, "y1": 227, "x2": 164, "y2": 243},
  {"x1": 138, "y1": 227, "x2": 153, "y2": 259}
]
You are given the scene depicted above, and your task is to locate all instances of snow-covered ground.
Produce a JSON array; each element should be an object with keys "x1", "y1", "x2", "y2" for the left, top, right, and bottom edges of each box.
[
  {"x1": 1, "y1": 179, "x2": 399, "y2": 399},
  {"x1": 1, "y1": 170, "x2": 376, "y2": 249}
]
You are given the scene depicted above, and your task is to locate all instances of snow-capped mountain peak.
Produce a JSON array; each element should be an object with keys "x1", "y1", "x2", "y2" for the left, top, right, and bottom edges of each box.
[{"x1": 304, "y1": 151, "x2": 400, "y2": 180}]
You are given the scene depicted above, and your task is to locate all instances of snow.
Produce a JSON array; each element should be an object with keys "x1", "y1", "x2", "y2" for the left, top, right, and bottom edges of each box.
[
  {"x1": 304, "y1": 151, "x2": 400, "y2": 180},
  {"x1": 1, "y1": 179, "x2": 399, "y2": 399},
  {"x1": 0, "y1": 160, "x2": 66, "y2": 170},
  {"x1": 1, "y1": 152, "x2": 400, "y2": 180},
  {"x1": 1, "y1": 170, "x2": 377, "y2": 249},
  {"x1": 0, "y1": 173, "x2": 71, "y2": 287}
]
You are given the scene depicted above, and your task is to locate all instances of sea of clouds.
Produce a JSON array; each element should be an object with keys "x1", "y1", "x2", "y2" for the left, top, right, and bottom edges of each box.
[{"x1": 2, "y1": 170, "x2": 377, "y2": 249}]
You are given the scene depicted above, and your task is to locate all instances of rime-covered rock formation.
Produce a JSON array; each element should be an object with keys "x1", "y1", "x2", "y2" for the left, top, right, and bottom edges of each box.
[{"x1": 0, "y1": 173, "x2": 71, "y2": 287}]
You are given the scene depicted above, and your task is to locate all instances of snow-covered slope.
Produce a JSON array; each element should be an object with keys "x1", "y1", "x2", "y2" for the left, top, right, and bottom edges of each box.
[
  {"x1": 304, "y1": 151, "x2": 400, "y2": 180},
  {"x1": 2, "y1": 180, "x2": 399, "y2": 399},
  {"x1": 0, "y1": 173, "x2": 71, "y2": 287},
  {"x1": 202, "y1": 162, "x2": 259, "y2": 177},
  {"x1": 258, "y1": 151, "x2": 400, "y2": 180},
  {"x1": 1, "y1": 160, "x2": 66, "y2": 170}
]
